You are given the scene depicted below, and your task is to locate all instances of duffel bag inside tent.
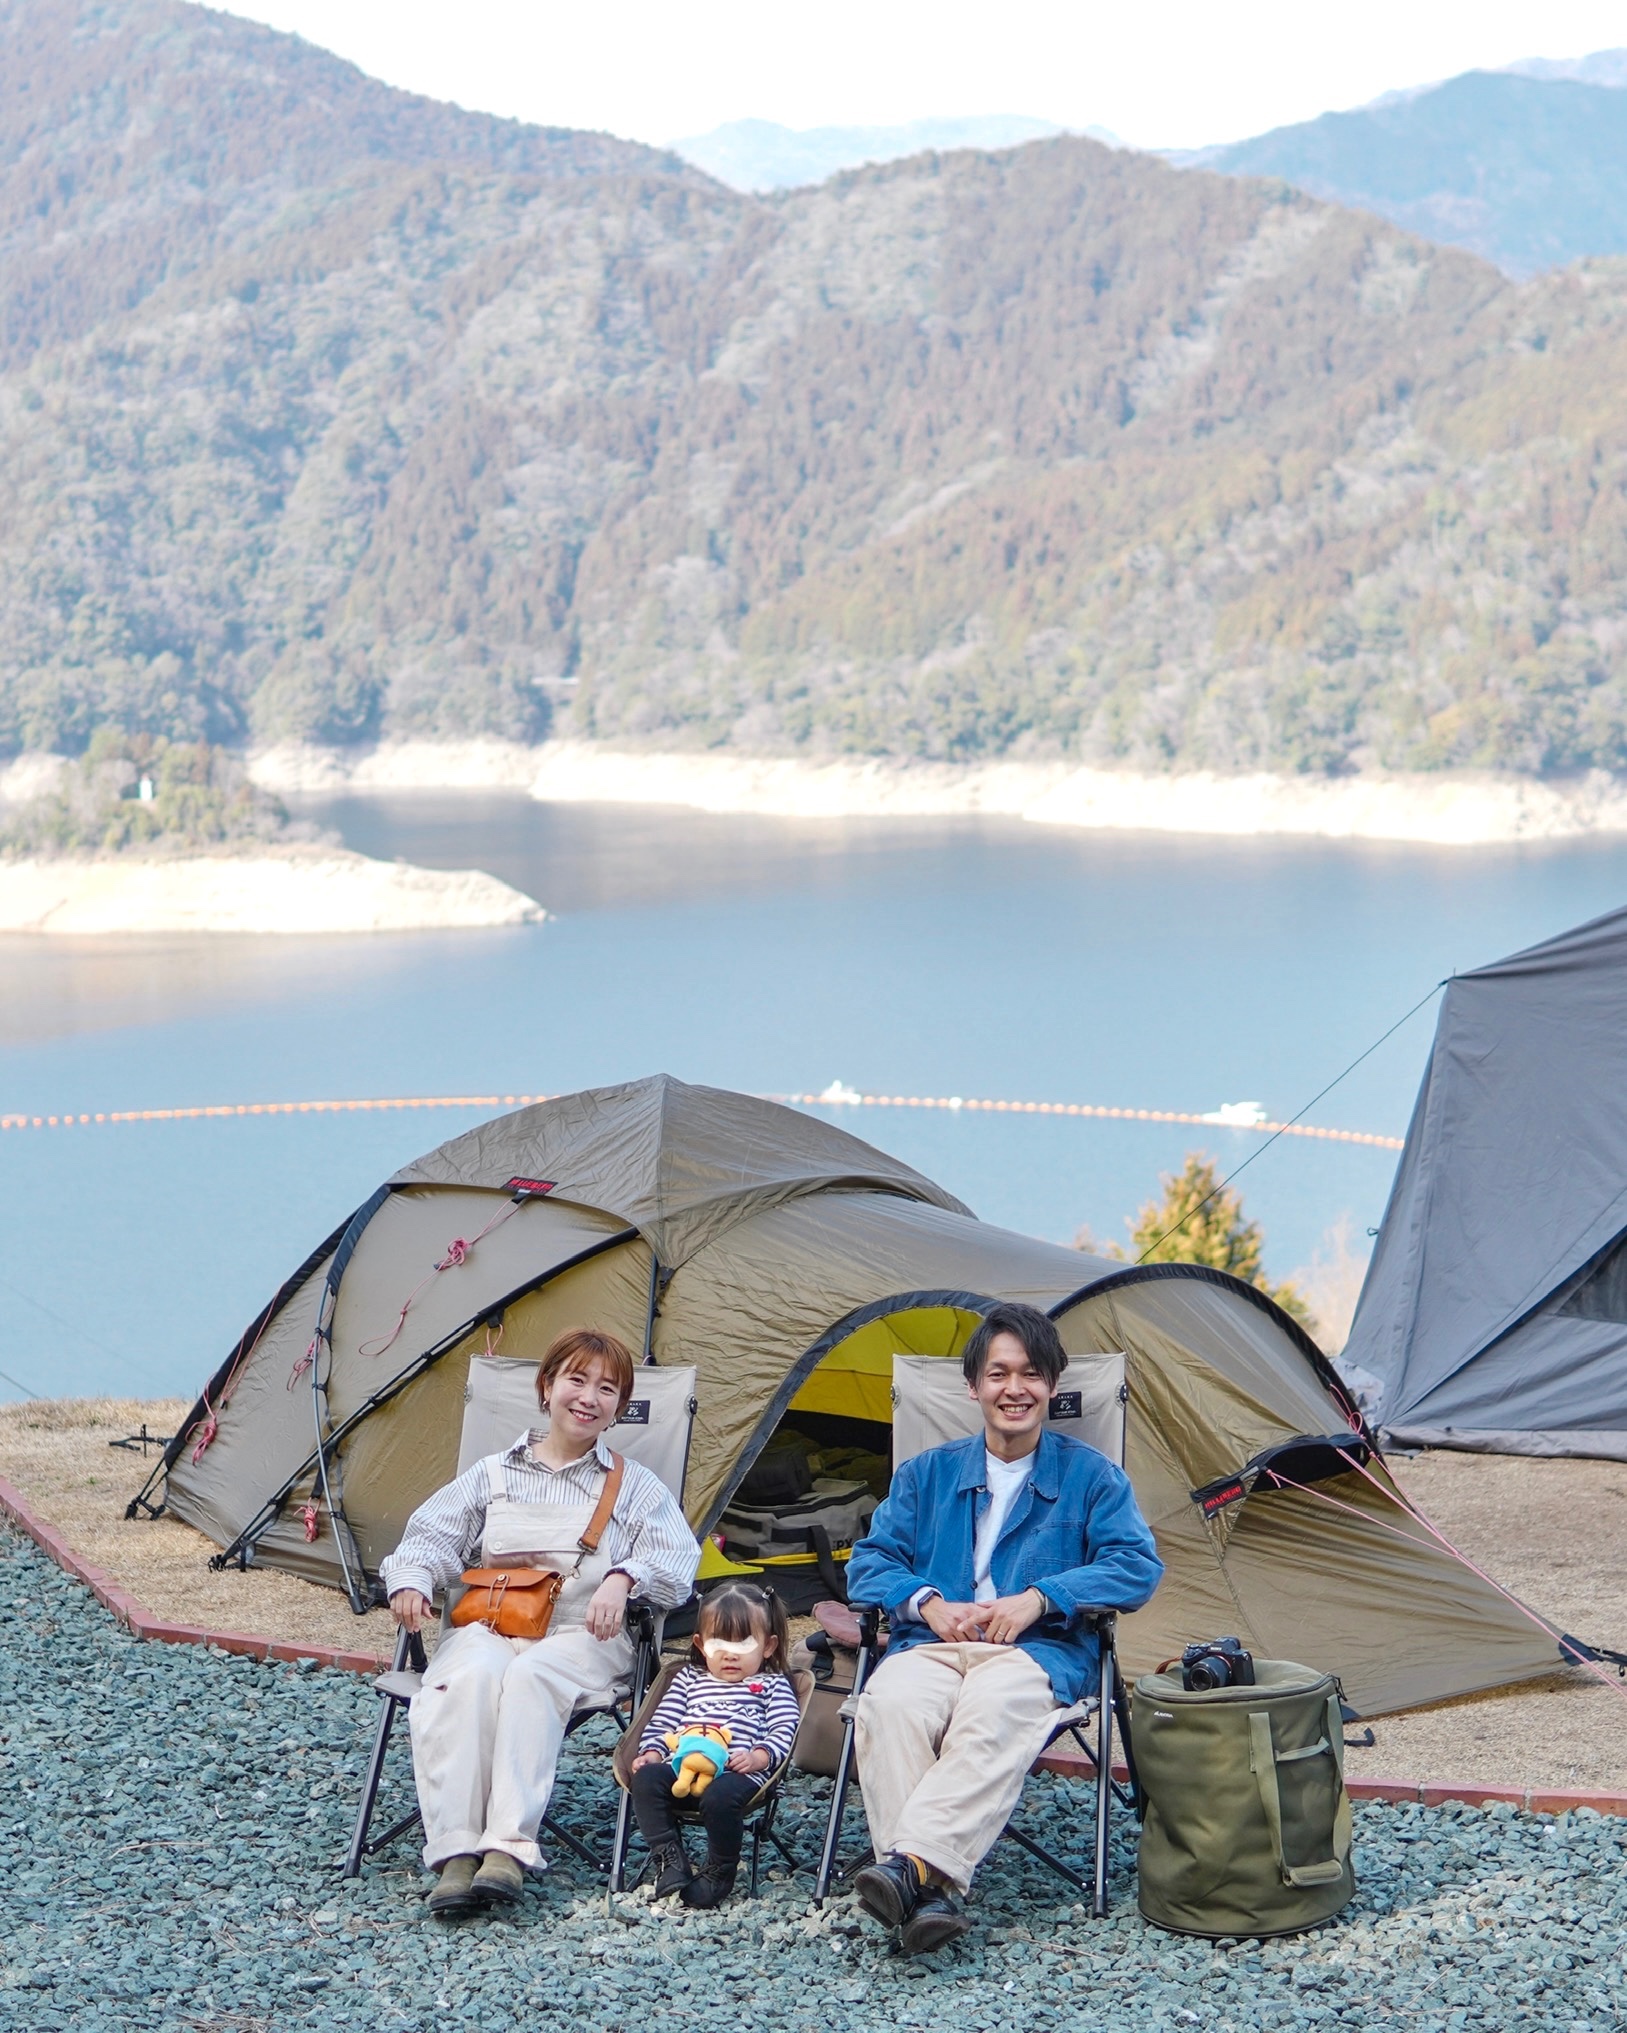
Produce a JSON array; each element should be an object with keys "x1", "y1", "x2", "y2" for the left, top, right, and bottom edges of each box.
[
  {"x1": 1345, "y1": 904, "x2": 1627, "y2": 1460},
  {"x1": 143, "y1": 1075, "x2": 1558, "y2": 1716}
]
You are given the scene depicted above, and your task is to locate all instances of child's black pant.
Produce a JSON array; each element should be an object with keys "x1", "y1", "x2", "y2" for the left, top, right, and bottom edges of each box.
[{"x1": 629, "y1": 1762, "x2": 760, "y2": 1864}]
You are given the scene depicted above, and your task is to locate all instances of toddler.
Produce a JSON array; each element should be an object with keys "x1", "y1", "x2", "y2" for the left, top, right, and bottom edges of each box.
[{"x1": 630, "y1": 1582, "x2": 800, "y2": 1906}]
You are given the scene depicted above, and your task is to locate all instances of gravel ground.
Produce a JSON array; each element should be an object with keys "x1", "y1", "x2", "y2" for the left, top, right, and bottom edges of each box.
[{"x1": 4, "y1": 1527, "x2": 1625, "y2": 2033}]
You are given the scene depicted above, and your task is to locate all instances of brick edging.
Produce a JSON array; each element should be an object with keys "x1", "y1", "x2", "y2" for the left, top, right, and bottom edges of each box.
[
  {"x1": 0, "y1": 1472, "x2": 385, "y2": 1676},
  {"x1": 1035, "y1": 1741, "x2": 1627, "y2": 1820}
]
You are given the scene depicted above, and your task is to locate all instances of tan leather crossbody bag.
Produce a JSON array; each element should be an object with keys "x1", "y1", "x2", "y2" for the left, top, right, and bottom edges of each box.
[{"x1": 450, "y1": 1453, "x2": 625, "y2": 1641}]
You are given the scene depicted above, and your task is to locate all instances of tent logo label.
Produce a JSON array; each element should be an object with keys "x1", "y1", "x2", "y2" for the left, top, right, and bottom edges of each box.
[
  {"x1": 1049, "y1": 1391, "x2": 1083, "y2": 1420},
  {"x1": 505, "y1": 1178, "x2": 557, "y2": 1196},
  {"x1": 617, "y1": 1400, "x2": 651, "y2": 1425},
  {"x1": 1198, "y1": 1480, "x2": 1247, "y2": 1517}
]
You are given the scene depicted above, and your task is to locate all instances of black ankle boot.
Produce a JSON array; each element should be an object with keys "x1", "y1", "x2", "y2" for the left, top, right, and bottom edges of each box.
[
  {"x1": 680, "y1": 1854, "x2": 738, "y2": 1908},
  {"x1": 650, "y1": 1841, "x2": 692, "y2": 1898}
]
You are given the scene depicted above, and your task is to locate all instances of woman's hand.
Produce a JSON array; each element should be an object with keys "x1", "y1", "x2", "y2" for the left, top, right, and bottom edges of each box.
[
  {"x1": 389, "y1": 1589, "x2": 432, "y2": 1633},
  {"x1": 585, "y1": 1570, "x2": 633, "y2": 1642},
  {"x1": 631, "y1": 1748, "x2": 666, "y2": 1771},
  {"x1": 725, "y1": 1746, "x2": 773, "y2": 1775}
]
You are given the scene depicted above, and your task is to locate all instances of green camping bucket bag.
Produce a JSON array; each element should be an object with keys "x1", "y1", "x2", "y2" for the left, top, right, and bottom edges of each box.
[{"x1": 1131, "y1": 1659, "x2": 1355, "y2": 1937}]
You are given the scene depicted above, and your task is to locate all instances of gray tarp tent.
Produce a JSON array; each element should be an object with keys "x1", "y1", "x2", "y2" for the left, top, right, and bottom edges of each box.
[
  {"x1": 146, "y1": 1075, "x2": 1560, "y2": 1715},
  {"x1": 1346, "y1": 905, "x2": 1627, "y2": 1459}
]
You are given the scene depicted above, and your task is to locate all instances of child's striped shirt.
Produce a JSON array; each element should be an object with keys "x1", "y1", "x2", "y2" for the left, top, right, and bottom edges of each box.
[{"x1": 639, "y1": 1665, "x2": 802, "y2": 1763}]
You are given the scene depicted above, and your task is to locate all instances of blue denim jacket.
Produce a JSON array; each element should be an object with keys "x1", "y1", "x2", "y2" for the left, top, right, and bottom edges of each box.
[{"x1": 844, "y1": 1429, "x2": 1164, "y2": 1704}]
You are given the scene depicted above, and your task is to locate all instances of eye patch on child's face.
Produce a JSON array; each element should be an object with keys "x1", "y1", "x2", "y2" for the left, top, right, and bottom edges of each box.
[{"x1": 701, "y1": 1632, "x2": 766, "y2": 1668}]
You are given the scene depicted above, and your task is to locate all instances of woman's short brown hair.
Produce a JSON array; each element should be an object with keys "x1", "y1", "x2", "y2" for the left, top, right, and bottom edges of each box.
[{"x1": 535, "y1": 1328, "x2": 636, "y2": 1414}]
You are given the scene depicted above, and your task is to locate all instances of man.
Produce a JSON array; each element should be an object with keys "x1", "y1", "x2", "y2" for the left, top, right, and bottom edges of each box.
[{"x1": 844, "y1": 1301, "x2": 1164, "y2": 1955}]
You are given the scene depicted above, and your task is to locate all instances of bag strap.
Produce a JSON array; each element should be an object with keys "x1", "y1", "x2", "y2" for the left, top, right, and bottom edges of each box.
[
  {"x1": 579, "y1": 1451, "x2": 625, "y2": 1554},
  {"x1": 1247, "y1": 1702, "x2": 1352, "y2": 1889},
  {"x1": 806, "y1": 1523, "x2": 847, "y2": 1602}
]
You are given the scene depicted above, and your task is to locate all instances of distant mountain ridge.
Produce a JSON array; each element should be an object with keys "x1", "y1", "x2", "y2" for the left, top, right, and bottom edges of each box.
[
  {"x1": 8, "y1": 0, "x2": 1627, "y2": 788},
  {"x1": 1507, "y1": 49, "x2": 1627, "y2": 88},
  {"x1": 671, "y1": 116, "x2": 1105, "y2": 192},
  {"x1": 1192, "y1": 62, "x2": 1627, "y2": 277}
]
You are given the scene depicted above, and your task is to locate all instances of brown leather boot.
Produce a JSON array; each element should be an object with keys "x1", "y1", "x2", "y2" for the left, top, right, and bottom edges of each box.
[
  {"x1": 470, "y1": 1850, "x2": 525, "y2": 1904},
  {"x1": 427, "y1": 1854, "x2": 482, "y2": 1918}
]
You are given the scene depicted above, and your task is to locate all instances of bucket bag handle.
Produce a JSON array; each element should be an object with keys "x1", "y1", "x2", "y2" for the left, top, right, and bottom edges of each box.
[{"x1": 1246, "y1": 1694, "x2": 1352, "y2": 1888}]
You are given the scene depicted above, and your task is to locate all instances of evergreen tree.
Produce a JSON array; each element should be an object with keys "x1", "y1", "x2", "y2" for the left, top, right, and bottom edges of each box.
[{"x1": 1085, "y1": 1151, "x2": 1316, "y2": 1331}]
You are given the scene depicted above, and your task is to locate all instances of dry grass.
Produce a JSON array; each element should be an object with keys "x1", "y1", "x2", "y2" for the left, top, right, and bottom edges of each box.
[
  {"x1": 1341, "y1": 1449, "x2": 1627, "y2": 1794},
  {"x1": 2, "y1": 1400, "x2": 1625, "y2": 1791},
  {"x1": 0, "y1": 1396, "x2": 397, "y2": 1663}
]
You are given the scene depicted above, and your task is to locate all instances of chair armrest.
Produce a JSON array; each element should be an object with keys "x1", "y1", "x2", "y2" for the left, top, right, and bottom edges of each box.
[
  {"x1": 627, "y1": 1592, "x2": 694, "y2": 1652},
  {"x1": 812, "y1": 1599, "x2": 864, "y2": 1649}
]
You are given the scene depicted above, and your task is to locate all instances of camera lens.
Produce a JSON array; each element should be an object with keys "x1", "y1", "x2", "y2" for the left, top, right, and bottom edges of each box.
[{"x1": 1186, "y1": 1654, "x2": 1232, "y2": 1692}]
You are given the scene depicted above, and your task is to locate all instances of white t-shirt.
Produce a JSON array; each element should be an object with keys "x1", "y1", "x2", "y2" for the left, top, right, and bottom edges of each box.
[
  {"x1": 973, "y1": 1448, "x2": 1036, "y2": 1602},
  {"x1": 905, "y1": 1445, "x2": 1043, "y2": 1622}
]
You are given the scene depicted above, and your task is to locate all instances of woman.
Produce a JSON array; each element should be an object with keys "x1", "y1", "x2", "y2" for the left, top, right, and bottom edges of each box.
[{"x1": 381, "y1": 1327, "x2": 700, "y2": 1916}]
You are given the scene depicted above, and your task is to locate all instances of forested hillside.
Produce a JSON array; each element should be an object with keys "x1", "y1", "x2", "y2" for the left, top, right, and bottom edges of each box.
[{"x1": 6, "y1": 0, "x2": 1627, "y2": 779}]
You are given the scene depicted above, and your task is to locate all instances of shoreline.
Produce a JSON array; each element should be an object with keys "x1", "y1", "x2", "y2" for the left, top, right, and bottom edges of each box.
[
  {"x1": 0, "y1": 845, "x2": 545, "y2": 935},
  {"x1": 246, "y1": 739, "x2": 1627, "y2": 846}
]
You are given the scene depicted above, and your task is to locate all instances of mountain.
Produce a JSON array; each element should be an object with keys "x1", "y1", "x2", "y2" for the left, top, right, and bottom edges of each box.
[
  {"x1": 671, "y1": 116, "x2": 1088, "y2": 192},
  {"x1": 0, "y1": 0, "x2": 690, "y2": 370},
  {"x1": 8, "y1": 0, "x2": 1627, "y2": 783},
  {"x1": 1193, "y1": 69, "x2": 1627, "y2": 278},
  {"x1": 1508, "y1": 49, "x2": 1627, "y2": 88}
]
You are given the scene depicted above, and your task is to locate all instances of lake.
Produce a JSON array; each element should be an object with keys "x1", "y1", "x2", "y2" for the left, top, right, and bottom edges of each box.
[{"x1": 3, "y1": 793, "x2": 1625, "y2": 1404}]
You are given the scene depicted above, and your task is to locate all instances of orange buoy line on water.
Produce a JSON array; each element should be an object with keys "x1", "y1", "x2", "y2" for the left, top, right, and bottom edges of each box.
[
  {"x1": 0, "y1": 1089, "x2": 1406, "y2": 1150},
  {"x1": 777, "y1": 1092, "x2": 1405, "y2": 1150}
]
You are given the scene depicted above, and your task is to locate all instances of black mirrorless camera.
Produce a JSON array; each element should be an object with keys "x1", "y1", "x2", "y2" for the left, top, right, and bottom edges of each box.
[{"x1": 1180, "y1": 1635, "x2": 1256, "y2": 1692}]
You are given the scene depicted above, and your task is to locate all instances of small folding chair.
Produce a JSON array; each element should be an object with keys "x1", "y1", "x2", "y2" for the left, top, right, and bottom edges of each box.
[
  {"x1": 813, "y1": 1351, "x2": 1137, "y2": 1917},
  {"x1": 342, "y1": 1357, "x2": 698, "y2": 1880},
  {"x1": 606, "y1": 1658, "x2": 816, "y2": 1895}
]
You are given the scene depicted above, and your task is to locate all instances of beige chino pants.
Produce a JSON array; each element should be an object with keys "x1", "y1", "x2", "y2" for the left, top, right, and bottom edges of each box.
[
  {"x1": 408, "y1": 1620, "x2": 633, "y2": 1870},
  {"x1": 854, "y1": 1641, "x2": 1061, "y2": 1895}
]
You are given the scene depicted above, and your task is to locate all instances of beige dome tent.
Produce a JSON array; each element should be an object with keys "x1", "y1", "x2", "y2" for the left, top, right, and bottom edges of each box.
[{"x1": 142, "y1": 1075, "x2": 1557, "y2": 1716}]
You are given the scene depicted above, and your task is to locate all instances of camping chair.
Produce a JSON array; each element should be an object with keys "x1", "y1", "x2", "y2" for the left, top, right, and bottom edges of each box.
[
  {"x1": 606, "y1": 1657, "x2": 817, "y2": 1895},
  {"x1": 813, "y1": 1351, "x2": 1137, "y2": 1918},
  {"x1": 342, "y1": 1356, "x2": 699, "y2": 1880}
]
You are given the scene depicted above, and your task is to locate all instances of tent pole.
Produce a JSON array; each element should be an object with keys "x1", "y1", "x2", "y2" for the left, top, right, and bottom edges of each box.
[
  {"x1": 640, "y1": 1249, "x2": 662, "y2": 1365},
  {"x1": 209, "y1": 1225, "x2": 641, "y2": 1573}
]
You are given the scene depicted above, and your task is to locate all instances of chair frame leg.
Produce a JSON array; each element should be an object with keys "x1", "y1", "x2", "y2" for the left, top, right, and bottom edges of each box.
[
  {"x1": 1003, "y1": 1821, "x2": 1092, "y2": 1896},
  {"x1": 542, "y1": 1811, "x2": 608, "y2": 1873},
  {"x1": 607, "y1": 1606, "x2": 662, "y2": 1895},
  {"x1": 1111, "y1": 1649, "x2": 1139, "y2": 1810},
  {"x1": 344, "y1": 1693, "x2": 400, "y2": 1879},
  {"x1": 813, "y1": 1630, "x2": 876, "y2": 1906},
  {"x1": 343, "y1": 1626, "x2": 422, "y2": 1879},
  {"x1": 1092, "y1": 1635, "x2": 1114, "y2": 1918}
]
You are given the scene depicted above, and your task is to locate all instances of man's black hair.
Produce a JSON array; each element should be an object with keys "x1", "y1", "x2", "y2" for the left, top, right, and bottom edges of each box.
[{"x1": 961, "y1": 1301, "x2": 1068, "y2": 1389}]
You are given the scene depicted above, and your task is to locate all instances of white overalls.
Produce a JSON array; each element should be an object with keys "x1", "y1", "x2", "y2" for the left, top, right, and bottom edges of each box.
[{"x1": 407, "y1": 1460, "x2": 633, "y2": 1870}]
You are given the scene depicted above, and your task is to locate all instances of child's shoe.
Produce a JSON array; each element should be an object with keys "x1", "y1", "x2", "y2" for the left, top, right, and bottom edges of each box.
[
  {"x1": 651, "y1": 1841, "x2": 692, "y2": 1898},
  {"x1": 679, "y1": 1855, "x2": 737, "y2": 1908}
]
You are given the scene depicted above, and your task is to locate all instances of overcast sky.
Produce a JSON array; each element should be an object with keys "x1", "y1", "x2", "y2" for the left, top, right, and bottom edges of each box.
[{"x1": 229, "y1": 2, "x2": 1626, "y2": 150}]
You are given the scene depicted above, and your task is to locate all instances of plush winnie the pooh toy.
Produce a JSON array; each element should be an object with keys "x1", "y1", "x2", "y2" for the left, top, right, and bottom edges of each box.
[{"x1": 665, "y1": 1725, "x2": 731, "y2": 1797}]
